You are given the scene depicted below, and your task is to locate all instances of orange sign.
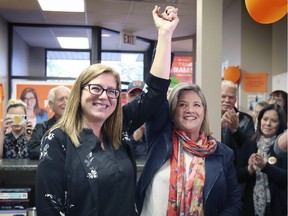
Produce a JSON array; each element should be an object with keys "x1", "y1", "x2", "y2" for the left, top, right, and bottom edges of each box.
[
  {"x1": 243, "y1": 73, "x2": 268, "y2": 92},
  {"x1": 16, "y1": 83, "x2": 73, "y2": 119},
  {"x1": 170, "y1": 56, "x2": 193, "y2": 86}
]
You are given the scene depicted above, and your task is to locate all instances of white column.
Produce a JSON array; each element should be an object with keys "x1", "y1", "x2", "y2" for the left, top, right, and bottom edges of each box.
[{"x1": 196, "y1": 0, "x2": 223, "y2": 140}]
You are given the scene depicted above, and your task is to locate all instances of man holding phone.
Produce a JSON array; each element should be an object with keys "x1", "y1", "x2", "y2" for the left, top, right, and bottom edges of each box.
[{"x1": 0, "y1": 99, "x2": 33, "y2": 158}]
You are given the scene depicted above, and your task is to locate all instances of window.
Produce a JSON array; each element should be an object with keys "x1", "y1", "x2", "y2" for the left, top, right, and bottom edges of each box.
[
  {"x1": 46, "y1": 50, "x2": 91, "y2": 78},
  {"x1": 101, "y1": 52, "x2": 144, "y2": 82}
]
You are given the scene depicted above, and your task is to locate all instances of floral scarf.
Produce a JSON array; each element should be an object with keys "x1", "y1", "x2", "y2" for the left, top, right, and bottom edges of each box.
[
  {"x1": 167, "y1": 128, "x2": 217, "y2": 216},
  {"x1": 253, "y1": 135, "x2": 276, "y2": 216}
]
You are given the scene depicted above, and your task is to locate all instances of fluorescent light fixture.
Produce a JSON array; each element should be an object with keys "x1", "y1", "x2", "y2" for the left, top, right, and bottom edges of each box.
[
  {"x1": 38, "y1": 0, "x2": 84, "y2": 12},
  {"x1": 101, "y1": 33, "x2": 111, "y2": 38},
  {"x1": 57, "y1": 37, "x2": 89, "y2": 49}
]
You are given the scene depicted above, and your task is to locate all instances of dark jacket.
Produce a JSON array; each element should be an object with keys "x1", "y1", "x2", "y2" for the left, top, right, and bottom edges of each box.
[
  {"x1": 27, "y1": 115, "x2": 58, "y2": 159},
  {"x1": 35, "y1": 74, "x2": 170, "y2": 216},
  {"x1": 221, "y1": 108, "x2": 255, "y2": 168},
  {"x1": 237, "y1": 138, "x2": 287, "y2": 216},
  {"x1": 136, "y1": 98, "x2": 242, "y2": 216}
]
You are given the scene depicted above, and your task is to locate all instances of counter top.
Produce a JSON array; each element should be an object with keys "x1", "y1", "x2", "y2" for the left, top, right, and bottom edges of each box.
[
  {"x1": 0, "y1": 158, "x2": 146, "y2": 172},
  {"x1": 0, "y1": 159, "x2": 39, "y2": 171}
]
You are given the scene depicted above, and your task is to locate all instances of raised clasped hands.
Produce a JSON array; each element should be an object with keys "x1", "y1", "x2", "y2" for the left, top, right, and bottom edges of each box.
[{"x1": 152, "y1": 5, "x2": 179, "y2": 33}]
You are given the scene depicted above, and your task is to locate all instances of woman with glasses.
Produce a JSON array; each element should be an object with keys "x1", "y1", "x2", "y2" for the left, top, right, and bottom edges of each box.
[
  {"x1": 20, "y1": 87, "x2": 48, "y2": 128},
  {"x1": 0, "y1": 99, "x2": 33, "y2": 158},
  {"x1": 268, "y1": 90, "x2": 287, "y2": 116},
  {"x1": 35, "y1": 5, "x2": 179, "y2": 216}
]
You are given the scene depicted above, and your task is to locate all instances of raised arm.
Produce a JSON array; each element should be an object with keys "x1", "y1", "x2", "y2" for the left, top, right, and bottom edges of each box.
[{"x1": 150, "y1": 5, "x2": 179, "y2": 80}]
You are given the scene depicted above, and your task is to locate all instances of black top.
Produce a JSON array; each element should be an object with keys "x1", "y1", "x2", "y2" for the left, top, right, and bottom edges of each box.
[
  {"x1": 35, "y1": 73, "x2": 170, "y2": 216},
  {"x1": 237, "y1": 137, "x2": 287, "y2": 216},
  {"x1": 221, "y1": 108, "x2": 255, "y2": 168},
  {"x1": 27, "y1": 115, "x2": 58, "y2": 159}
]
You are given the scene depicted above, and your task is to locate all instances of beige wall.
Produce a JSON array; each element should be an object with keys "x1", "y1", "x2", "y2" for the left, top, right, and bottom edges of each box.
[{"x1": 221, "y1": 1, "x2": 287, "y2": 113}]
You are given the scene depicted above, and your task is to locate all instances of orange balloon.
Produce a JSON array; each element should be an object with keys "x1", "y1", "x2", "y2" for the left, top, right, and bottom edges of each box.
[
  {"x1": 224, "y1": 66, "x2": 241, "y2": 83},
  {"x1": 245, "y1": 0, "x2": 287, "y2": 24}
]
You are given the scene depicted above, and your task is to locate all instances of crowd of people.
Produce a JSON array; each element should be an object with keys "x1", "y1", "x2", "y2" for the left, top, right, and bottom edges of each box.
[{"x1": 0, "y1": 5, "x2": 287, "y2": 216}]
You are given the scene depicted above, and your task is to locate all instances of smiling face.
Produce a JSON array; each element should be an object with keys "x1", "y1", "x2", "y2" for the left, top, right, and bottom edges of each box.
[
  {"x1": 81, "y1": 73, "x2": 118, "y2": 128},
  {"x1": 221, "y1": 86, "x2": 236, "y2": 114},
  {"x1": 22, "y1": 92, "x2": 36, "y2": 110},
  {"x1": 260, "y1": 109, "x2": 280, "y2": 138},
  {"x1": 50, "y1": 88, "x2": 71, "y2": 119},
  {"x1": 173, "y1": 90, "x2": 204, "y2": 140}
]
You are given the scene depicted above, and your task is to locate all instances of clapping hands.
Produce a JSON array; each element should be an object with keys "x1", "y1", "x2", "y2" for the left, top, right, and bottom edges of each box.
[
  {"x1": 221, "y1": 108, "x2": 240, "y2": 132},
  {"x1": 248, "y1": 153, "x2": 266, "y2": 174}
]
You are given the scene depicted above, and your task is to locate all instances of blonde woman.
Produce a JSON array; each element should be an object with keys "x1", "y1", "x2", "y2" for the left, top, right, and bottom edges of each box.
[{"x1": 0, "y1": 99, "x2": 33, "y2": 158}]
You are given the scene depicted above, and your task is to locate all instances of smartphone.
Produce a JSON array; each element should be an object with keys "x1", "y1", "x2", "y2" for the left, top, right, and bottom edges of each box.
[{"x1": 6, "y1": 114, "x2": 27, "y2": 126}]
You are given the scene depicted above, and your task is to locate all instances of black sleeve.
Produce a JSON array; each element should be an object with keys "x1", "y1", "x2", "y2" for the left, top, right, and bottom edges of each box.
[
  {"x1": 233, "y1": 113, "x2": 255, "y2": 147},
  {"x1": 122, "y1": 73, "x2": 170, "y2": 135},
  {"x1": 27, "y1": 123, "x2": 47, "y2": 159},
  {"x1": 237, "y1": 140, "x2": 257, "y2": 183}
]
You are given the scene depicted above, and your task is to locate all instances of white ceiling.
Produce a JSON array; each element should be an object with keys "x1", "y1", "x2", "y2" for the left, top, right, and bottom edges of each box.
[{"x1": 0, "y1": 0, "x2": 234, "y2": 52}]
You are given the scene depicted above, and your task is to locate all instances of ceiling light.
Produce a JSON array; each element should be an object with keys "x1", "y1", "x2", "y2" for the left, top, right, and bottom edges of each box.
[
  {"x1": 38, "y1": 0, "x2": 84, "y2": 12},
  {"x1": 101, "y1": 33, "x2": 111, "y2": 37},
  {"x1": 57, "y1": 37, "x2": 89, "y2": 49}
]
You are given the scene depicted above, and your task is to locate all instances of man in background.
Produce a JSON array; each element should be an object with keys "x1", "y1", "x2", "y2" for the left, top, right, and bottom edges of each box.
[
  {"x1": 126, "y1": 80, "x2": 147, "y2": 160},
  {"x1": 27, "y1": 85, "x2": 71, "y2": 159},
  {"x1": 221, "y1": 80, "x2": 255, "y2": 167}
]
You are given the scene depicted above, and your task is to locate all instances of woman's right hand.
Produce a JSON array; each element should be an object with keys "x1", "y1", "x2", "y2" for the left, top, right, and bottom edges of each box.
[{"x1": 248, "y1": 153, "x2": 257, "y2": 174}]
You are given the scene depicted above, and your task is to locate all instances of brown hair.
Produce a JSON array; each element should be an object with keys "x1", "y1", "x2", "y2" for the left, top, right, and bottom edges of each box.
[{"x1": 53, "y1": 64, "x2": 123, "y2": 148}]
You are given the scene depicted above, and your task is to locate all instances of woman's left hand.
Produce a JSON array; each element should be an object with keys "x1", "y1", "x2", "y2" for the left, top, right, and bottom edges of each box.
[
  {"x1": 254, "y1": 153, "x2": 266, "y2": 170},
  {"x1": 25, "y1": 121, "x2": 33, "y2": 139}
]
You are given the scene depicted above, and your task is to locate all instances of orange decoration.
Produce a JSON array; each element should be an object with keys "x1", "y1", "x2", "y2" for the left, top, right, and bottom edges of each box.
[
  {"x1": 245, "y1": 0, "x2": 287, "y2": 24},
  {"x1": 224, "y1": 66, "x2": 241, "y2": 83}
]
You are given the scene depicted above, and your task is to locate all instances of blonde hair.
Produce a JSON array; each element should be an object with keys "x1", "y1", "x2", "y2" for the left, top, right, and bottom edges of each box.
[
  {"x1": 168, "y1": 83, "x2": 212, "y2": 136},
  {"x1": 6, "y1": 99, "x2": 27, "y2": 114},
  {"x1": 53, "y1": 64, "x2": 123, "y2": 148}
]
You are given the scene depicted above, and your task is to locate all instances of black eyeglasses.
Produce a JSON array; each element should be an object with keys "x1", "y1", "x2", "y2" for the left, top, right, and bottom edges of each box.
[
  {"x1": 268, "y1": 96, "x2": 284, "y2": 103},
  {"x1": 83, "y1": 84, "x2": 120, "y2": 99}
]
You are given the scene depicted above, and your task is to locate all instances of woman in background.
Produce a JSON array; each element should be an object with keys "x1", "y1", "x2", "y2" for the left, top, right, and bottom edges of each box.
[
  {"x1": 20, "y1": 87, "x2": 48, "y2": 128},
  {"x1": 238, "y1": 104, "x2": 287, "y2": 216},
  {"x1": 252, "y1": 101, "x2": 268, "y2": 130},
  {"x1": 268, "y1": 90, "x2": 287, "y2": 116},
  {"x1": 0, "y1": 99, "x2": 33, "y2": 158}
]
